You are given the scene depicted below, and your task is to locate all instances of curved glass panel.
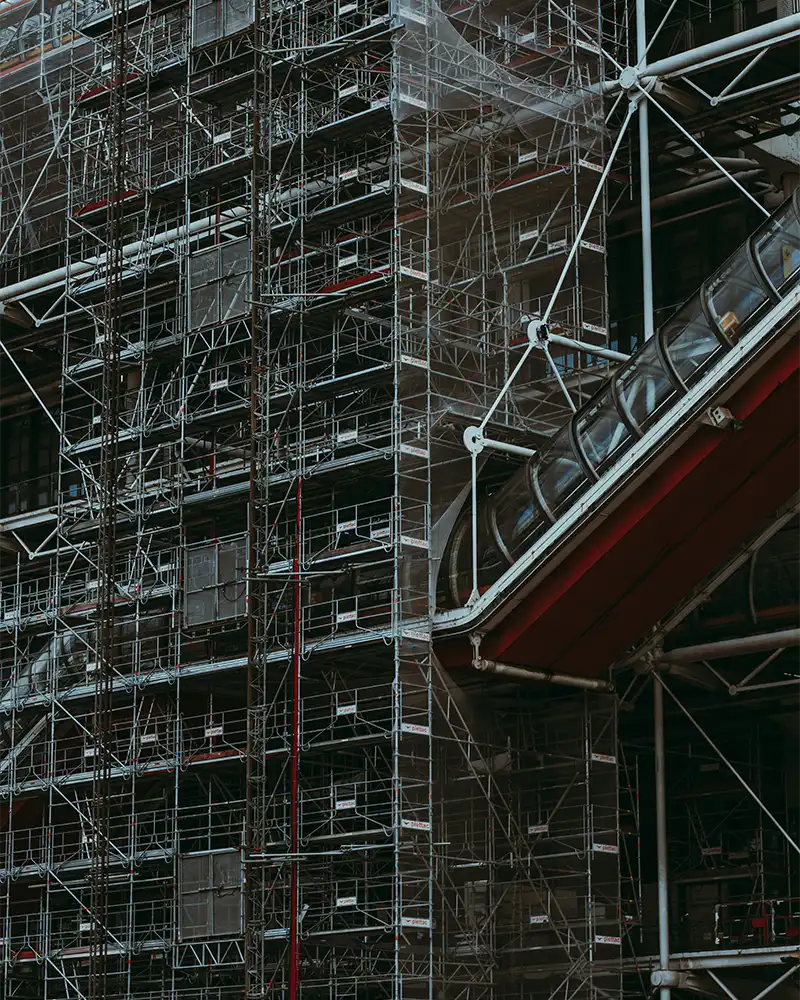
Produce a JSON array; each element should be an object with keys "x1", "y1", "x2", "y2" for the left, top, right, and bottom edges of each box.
[
  {"x1": 614, "y1": 338, "x2": 677, "y2": 433},
  {"x1": 661, "y1": 294, "x2": 723, "y2": 386},
  {"x1": 753, "y1": 199, "x2": 800, "y2": 292},
  {"x1": 448, "y1": 512, "x2": 506, "y2": 606},
  {"x1": 535, "y1": 427, "x2": 588, "y2": 517},
  {"x1": 576, "y1": 389, "x2": 631, "y2": 473},
  {"x1": 490, "y1": 465, "x2": 545, "y2": 561},
  {"x1": 706, "y1": 247, "x2": 769, "y2": 342}
]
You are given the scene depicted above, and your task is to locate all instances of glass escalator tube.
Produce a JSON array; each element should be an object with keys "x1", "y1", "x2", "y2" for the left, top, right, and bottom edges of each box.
[
  {"x1": 659, "y1": 290, "x2": 727, "y2": 388},
  {"x1": 752, "y1": 189, "x2": 800, "y2": 294},
  {"x1": 489, "y1": 463, "x2": 547, "y2": 563},
  {"x1": 443, "y1": 195, "x2": 800, "y2": 608},
  {"x1": 612, "y1": 335, "x2": 682, "y2": 436},
  {"x1": 447, "y1": 505, "x2": 508, "y2": 608},
  {"x1": 532, "y1": 425, "x2": 591, "y2": 521},
  {"x1": 704, "y1": 217, "x2": 783, "y2": 344},
  {"x1": 574, "y1": 386, "x2": 636, "y2": 476}
]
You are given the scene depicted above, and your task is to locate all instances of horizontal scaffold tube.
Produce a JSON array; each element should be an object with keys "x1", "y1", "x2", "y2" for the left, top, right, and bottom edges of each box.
[{"x1": 474, "y1": 657, "x2": 614, "y2": 692}]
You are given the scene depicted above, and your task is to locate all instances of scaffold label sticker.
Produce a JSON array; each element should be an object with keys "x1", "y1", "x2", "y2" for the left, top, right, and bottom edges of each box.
[
  {"x1": 591, "y1": 752, "x2": 616, "y2": 765},
  {"x1": 401, "y1": 354, "x2": 428, "y2": 369},
  {"x1": 338, "y1": 255, "x2": 359, "y2": 269},
  {"x1": 210, "y1": 378, "x2": 229, "y2": 390},
  {"x1": 371, "y1": 526, "x2": 391, "y2": 539},
  {"x1": 400, "y1": 265, "x2": 428, "y2": 282},
  {"x1": 402, "y1": 818, "x2": 431, "y2": 832},
  {"x1": 264, "y1": 928, "x2": 288, "y2": 939},
  {"x1": 401, "y1": 535, "x2": 429, "y2": 550},
  {"x1": 580, "y1": 241, "x2": 605, "y2": 254},
  {"x1": 400, "y1": 443, "x2": 429, "y2": 458},
  {"x1": 548, "y1": 239, "x2": 567, "y2": 250},
  {"x1": 337, "y1": 611, "x2": 357, "y2": 624},
  {"x1": 592, "y1": 843, "x2": 618, "y2": 854},
  {"x1": 336, "y1": 704, "x2": 357, "y2": 717},
  {"x1": 528, "y1": 823, "x2": 549, "y2": 834},
  {"x1": 579, "y1": 158, "x2": 604, "y2": 173},
  {"x1": 398, "y1": 6, "x2": 427, "y2": 23},
  {"x1": 140, "y1": 732, "x2": 157, "y2": 744},
  {"x1": 268, "y1": 560, "x2": 292, "y2": 574},
  {"x1": 576, "y1": 37, "x2": 601, "y2": 54},
  {"x1": 519, "y1": 229, "x2": 539, "y2": 242},
  {"x1": 529, "y1": 914, "x2": 549, "y2": 924},
  {"x1": 337, "y1": 518, "x2": 358, "y2": 531},
  {"x1": 518, "y1": 149, "x2": 538, "y2": 163},
  {"x1": 337, "y1": 429, "x2": 358, "y2": 442},
  {"x1": 339, "y1": 84, "x2": 359, "y2": 98},
  {"x1": 594, "y1": 935, "x2": 621, "y2": 946},
  {"x1": 400, "y1": 93, "x2": 428, "y2": 109},
  {"x1": 401, "y1": 178, "x2": 428, "y2": 195},
  {"x1": 402, "y1": 629, "x2": 430, "y2": 643},
  {"x1": 336, "y1": 896, "x2": 357, "y2": 907},
  {"x1": 582, "y1": 321, "x2": 607, "y2": 336},
  {"x1": 336, "y1": 798, "x2": 357, "y2": 810},
  {"x1": 701, "y1": 846, "x2": 722, "y2": 856},
  {"x1": 401, "y1": 722, "x2": 430, "y2": 737},
  {"x1": 340, "y1": 167, "x2": 359, "y2": 181},
  {"x1": 401, "y1": 916, "x2": 431, "y2": 929},
  {"x1": 205, "y1": 725, "x2": 224, "y2": 737}
]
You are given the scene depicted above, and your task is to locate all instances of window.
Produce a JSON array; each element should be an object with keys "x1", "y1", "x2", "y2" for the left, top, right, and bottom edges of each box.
[{"x1": 180, "y1": 851, "x2": 242, "y2": 939}]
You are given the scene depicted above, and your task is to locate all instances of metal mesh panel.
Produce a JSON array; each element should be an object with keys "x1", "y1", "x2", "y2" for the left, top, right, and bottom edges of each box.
[
  {"x1": 189, "y1": 249, "x2": 219, "y2": 330},
  {"x1": 180, "y1": 852, "x2": 242, "y2": 939},
  {"x1": 220, "y1": 241, "x2": 250, "y2": 322},
  {"x1": 185, "y1": 538, "x2": 247, "y2": 625}
]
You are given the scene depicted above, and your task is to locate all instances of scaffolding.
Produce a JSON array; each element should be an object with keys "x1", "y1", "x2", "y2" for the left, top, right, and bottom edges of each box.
[{"x1": 2, "y1": 0, "x2": 796, "y2": 996}]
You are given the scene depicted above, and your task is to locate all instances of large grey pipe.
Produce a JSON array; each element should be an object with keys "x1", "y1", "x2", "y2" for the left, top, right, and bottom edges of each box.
[
  {"x1": 663, "y1": 628, "x2": 800, "y2": 663},
  {"x1": 474, "y1": 657, "x2": 614, "y2": 692},
  {"x1": 0, "y1": 207, "x2": 248, "y2": 305}
]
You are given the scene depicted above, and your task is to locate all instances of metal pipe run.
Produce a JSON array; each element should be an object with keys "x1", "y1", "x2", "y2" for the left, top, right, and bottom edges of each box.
[
  {"x1": 637, "y1": 0, "x2": 655, "y2": 340},
  {"x1": 546, "y1": 332, "x2": 630, "y2": 363},
  {"x1": 639, "y1": 12, "x2": 800, "y2": 81},
  {"x1": 663, "y1": 628, "x2": 800, "y2": 663},
  {"x1": 474, "y1": 657, "x2": 615, "y2": 692},
  {"x1": 0, "y1": 208, "x2": 248, "y2": 305}
]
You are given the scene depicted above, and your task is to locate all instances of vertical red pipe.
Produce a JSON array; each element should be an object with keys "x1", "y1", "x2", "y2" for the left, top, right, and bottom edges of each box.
[{"x1": 289, "y1": 475, "x2": 302, "y2": 998}]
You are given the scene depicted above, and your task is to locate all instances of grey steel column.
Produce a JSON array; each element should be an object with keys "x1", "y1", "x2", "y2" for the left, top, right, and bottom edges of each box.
[
  {"x1": 654, "y1": 675, "x2": 671, "y2": 999},
  {"x1": 637, "y1": 0, "x2": 655, "y2": 340}
]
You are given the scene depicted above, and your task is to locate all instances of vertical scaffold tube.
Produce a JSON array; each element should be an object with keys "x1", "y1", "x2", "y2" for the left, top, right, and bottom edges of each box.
[
  {"x1": 290, "y1": 476, "x2": 303, "y2": 998},
  {"x1": 653, "y1": 675, "x2": 671, "y2": 999}
]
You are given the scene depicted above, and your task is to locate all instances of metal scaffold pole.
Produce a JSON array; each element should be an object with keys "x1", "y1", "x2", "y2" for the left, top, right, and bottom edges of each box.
[
  {"x1": 653, "y1": 673, "x2": 671, "y2": 1000},
  {"x1": 637, "y1": 0, "x2": 655, "y2": 340}
]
